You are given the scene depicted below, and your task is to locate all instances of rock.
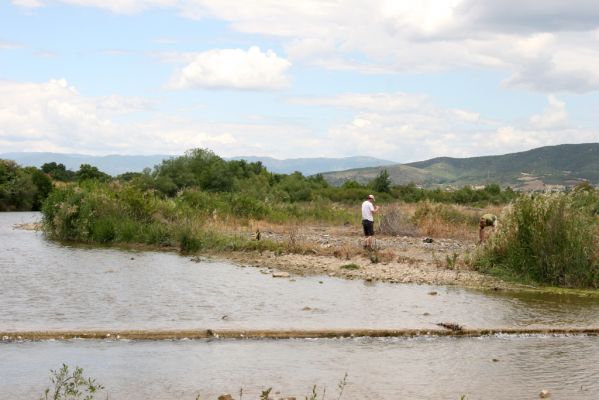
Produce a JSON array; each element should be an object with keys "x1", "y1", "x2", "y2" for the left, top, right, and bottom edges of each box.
[
  {"x1": 272, "y1": 271, "x2": 290, "y2": 278},
  {"x1": 492, "y1": 358, "x2": 499, "y2": 362},
  {"x1": 302, "y1": 306, "x2": 312, "y2": 311},
  {"x1": 218, "y1": 394, "x2": 234, "y2": 400},
  {"x1": 423, "y1": 312, "x2": 431, "y2": 316},
  {"x1": 428, "y1": 291, "x2": 438, "y2": 296},
  {"x1": 539, "y1": 389, "x2": 551, "y2": 398},
  {"x1": 318, "y1": 281, "x2": 324, "y2": 284},
  {"x1": 423, "y1": 237, "x2": 434, "y2": 243}
]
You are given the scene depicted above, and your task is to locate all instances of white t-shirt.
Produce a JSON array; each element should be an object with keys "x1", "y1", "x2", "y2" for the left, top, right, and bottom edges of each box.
[{"x1": 361, "y1": 200, "x2": 375, "y2": 221}]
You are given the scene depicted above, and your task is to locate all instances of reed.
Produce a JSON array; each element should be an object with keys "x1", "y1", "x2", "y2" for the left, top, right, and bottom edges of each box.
[{"x1": 474, "y1": 191, "x2": 599, "y2": 287}]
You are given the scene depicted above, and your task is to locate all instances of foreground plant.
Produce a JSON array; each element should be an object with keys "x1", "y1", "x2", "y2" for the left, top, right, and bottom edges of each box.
[
  {"x1": 475, "y1": 191, "x2": 599, "y2": 287},
  {"x1": 40, "y1": 364, "x2": 104, "y2": 400}
]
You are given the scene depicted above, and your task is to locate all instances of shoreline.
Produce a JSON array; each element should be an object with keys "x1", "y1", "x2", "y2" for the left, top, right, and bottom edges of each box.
[{"x1": 14, "y1": 221, "x2": 599, "y2": 296}]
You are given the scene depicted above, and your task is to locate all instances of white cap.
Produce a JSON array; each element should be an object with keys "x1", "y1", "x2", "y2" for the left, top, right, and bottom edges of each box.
[{"x1": 367, "y1": 194, "x2": 375, "y2": 201}]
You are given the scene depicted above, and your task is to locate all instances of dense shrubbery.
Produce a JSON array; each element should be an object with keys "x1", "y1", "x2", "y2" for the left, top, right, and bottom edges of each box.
[
  {"x1": 474, "y1": 190, "x2": 599, "y2": 287},
  {"x1": 0, "y1": 160, "x2": 52, "y2": 211}
]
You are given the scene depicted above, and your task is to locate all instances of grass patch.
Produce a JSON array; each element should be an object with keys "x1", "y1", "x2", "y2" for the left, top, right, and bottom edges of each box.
[{"x1": 340, "y1": 263, "x2": 360, "y2": 270}]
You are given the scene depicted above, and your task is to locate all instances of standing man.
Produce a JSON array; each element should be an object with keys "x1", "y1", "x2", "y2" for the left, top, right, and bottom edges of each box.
[{"x1": 362, "y1": 194, "x2": 380, "y2": 249}]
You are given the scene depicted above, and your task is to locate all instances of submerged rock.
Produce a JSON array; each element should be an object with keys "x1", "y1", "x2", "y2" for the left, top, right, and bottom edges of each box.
[
  {"x1": 539, "y1": 389, "x2": 551, "y2": 398},
  {"x1": 218, "y1": 394, "x2": 234, "y2": 400}
]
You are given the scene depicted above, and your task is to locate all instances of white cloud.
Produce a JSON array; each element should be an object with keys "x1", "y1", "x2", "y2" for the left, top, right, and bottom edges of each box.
[
  {"x1": 0, "y1": 40, "x2": 21, "y2": 50},
  {"x1": 16, "y1": 0, "x2": 599, "y2": 92},
  {"x1": 11, "y1": 0, "x2": 44, "y2": 8},
  {"x1": 291, "y1": 92, "x2": 596, "y2": 162},
  {"x1": 530, "y1": 95, "x2": 567, "y2": 129},
  {"x1": 169, "y1": 46, "x2": 291, "y2": 90},
  {"x1": 0, "y1": 79, "x2": 315, "y2": 157}
]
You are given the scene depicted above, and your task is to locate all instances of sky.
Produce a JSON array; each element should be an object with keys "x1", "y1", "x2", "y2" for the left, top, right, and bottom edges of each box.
[{"x1": 1, "y1": 0, "x2": 599, "y2": 162}]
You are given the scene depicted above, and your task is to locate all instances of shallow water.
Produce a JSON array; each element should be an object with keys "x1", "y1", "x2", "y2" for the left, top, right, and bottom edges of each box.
[
  {"x1": 2, "y1": 336, "x2": 599, "y2": 400},
  {"x1": 1, "y1": 212, "x2": 598, "y2": 331},
  {"x1": 3, "y1": 212, "x2": 599, "y2": 399}
]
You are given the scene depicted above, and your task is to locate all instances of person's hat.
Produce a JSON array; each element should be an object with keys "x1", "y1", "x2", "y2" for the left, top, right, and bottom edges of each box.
[{"x1": 367, "y1": 194, "x2": 375, "y2": 201}]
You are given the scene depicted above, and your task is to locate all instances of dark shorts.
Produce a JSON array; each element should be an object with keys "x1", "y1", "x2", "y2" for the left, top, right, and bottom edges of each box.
[{"x1": 362, "y1": 219, "x2": 374, "y2": 236}]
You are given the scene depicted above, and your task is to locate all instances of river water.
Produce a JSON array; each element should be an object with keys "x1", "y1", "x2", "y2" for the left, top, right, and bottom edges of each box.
[{"x1": 1, "y1": 212, "x2": 599, "y2": 399}]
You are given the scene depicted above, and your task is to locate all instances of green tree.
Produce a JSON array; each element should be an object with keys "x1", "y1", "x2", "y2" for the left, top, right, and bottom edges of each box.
[
  {"x1": 76, "y1": 164, "x2": 110, "y2": 182},
  {"x1": 370, "y1": 169, "x2": 391, "y2": 193},
  {"x1": 41, "y1": 162, "x2": 76, "y2": 181}
]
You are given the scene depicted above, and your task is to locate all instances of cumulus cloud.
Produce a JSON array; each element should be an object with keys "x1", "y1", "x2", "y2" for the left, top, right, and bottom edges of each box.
[
  {"x1": 0, "y1": 79, "x2": 314, "y2": 157},
  {"x1": 15, "y1": 0, "x2": 599, "y2": 92},
  {"x1": 529, "y1": 95, "x2": 568, "y2": 129},
  {"x1": 169, "y1": 46, "x2": 291, "y2": 90},
  {"x1": 291, "y1": 92, "x2": 595, "y2": 162}
]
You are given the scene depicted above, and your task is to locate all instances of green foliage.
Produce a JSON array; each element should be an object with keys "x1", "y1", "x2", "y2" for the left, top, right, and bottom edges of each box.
[
  {"x1": 370, "y1": 169, "x2": 391, "y2": 193},
  {"x1": 40, "y1": 364, "x2": 104, "y2": 400},
  {"x1": 392, "y1": 183, "x2": 517, "y2": 205},
  {"x1": 0, "y1": 159, "x2": 53, "y2": 211},
  {"x1": 475, "y1": 192, "x2": 599, "y2": 287},
  {"x1": 412, "y1": 202, "x2": 479, "y2": 226},
  {"x1": 340, "y1": 263, "x2": 360, "y2": 270},
  {"x1": 41, "y1": 162, "x2": 76, "y2": 181},
  {"x1": 76, "y1": 164, "x2": 110, "y2": 182}
]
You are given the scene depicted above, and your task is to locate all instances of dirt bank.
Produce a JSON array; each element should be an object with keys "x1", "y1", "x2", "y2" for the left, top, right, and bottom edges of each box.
[{"x1": 219, "y1": 224, "x2": 510, "y2": 289}]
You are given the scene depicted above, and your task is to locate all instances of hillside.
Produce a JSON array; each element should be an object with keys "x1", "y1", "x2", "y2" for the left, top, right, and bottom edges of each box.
[
  {"x1": 321, "y1": 143, "x2": 599, "y2": 189},
  {"x1": 229, "y1": 155, "x2": 395, "y2": 175}
]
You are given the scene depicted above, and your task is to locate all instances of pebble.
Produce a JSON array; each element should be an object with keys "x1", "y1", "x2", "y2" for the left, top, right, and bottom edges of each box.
[
  {"x1": 428, "y1": 291, "x2": 438, "y2": 296},
  {"x1": 539, "y1": 389, "x2": 551, "y2": 398},
  {"x1": 272, "y1": 271, "x2": 290, "y2": 278}
]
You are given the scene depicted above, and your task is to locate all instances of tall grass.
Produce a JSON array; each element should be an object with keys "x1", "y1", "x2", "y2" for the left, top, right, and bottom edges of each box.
[
  {"x1": 474, "y1": 191, "x2": 599, "y2": 287},
  {"x1": 41, "y1": 182, "x2": 350, "y2": 253}
]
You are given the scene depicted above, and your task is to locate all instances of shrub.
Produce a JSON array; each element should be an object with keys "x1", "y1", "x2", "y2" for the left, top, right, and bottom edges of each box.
[{"x1": 475, "y1": 192, "x2": 599, "y2": 287}]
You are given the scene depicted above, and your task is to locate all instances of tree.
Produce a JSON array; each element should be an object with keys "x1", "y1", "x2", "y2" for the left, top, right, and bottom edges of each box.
[
  {"x1": 41, "y1": 162, "x2": 76, "y2": 181},
  {"x1": 370, "y1": 170, "x2": 391, "y2": 193},
  {"x1": 76, "y1": 164, "x2": 110, "y2": 182}
]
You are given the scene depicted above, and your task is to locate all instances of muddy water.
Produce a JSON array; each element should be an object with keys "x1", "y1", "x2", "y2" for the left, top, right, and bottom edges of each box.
[
  {"x1": 2, "y1": 212, "x2": 599, "y2": 399},
  {"x1": 2, "y1": 212, "x2": 599, "y2": 331},
  {"x1": 2, "y1": 336, "x2": 599, "y2": 400}
]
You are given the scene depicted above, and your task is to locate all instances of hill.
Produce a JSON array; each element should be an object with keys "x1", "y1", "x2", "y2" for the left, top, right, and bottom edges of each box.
[
  {"x1": 228, "y1": 155, "x2": 395, "y2": 175},
  {"x1": 321, "y1": 143, "x2": 599, "y2": 189}
]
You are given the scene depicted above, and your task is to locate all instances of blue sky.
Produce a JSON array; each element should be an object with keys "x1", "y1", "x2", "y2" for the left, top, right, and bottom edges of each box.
[{"x1": 1, "y1": 0, "x2": 599, "y2": 162}]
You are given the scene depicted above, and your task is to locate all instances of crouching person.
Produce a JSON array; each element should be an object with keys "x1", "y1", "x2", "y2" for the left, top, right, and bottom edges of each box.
[{"x1": 479, "y1": 213, "x2": 498, "y2": 244}]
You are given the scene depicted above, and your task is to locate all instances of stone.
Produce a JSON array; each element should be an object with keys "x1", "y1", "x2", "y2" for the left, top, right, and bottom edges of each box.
[
  {"x1": 272, "y1": 271, "x2": 290, "y2": 278},
  {"x1": 428, "y1": 291, "x2": 438, "y2": 296},
  {"x1": 539, "y1": 389, "x2": 551, "y2": 398},
  {"x1": 218, "y1": 394, "x2": 234, "y2": 400}
]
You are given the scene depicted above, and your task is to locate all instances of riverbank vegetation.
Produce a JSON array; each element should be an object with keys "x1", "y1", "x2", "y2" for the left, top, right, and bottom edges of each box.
[
  {"x1": 40, "y1": 148, "x2": 512, "y2": 249},
  {"x1": 0, "y1": 160, "x2": 52, "y2": 211},
  {"x1": 474, "y1": 188, "x2": 599, "y2": 288},
  {"x1": 7, "y1": 148, "x2": 599, "y2": 288}
]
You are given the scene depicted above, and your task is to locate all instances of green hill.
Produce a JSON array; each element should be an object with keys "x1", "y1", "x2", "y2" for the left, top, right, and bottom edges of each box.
[{"x1": 321, "y1": 143, "x2": 599, "y2": 189}]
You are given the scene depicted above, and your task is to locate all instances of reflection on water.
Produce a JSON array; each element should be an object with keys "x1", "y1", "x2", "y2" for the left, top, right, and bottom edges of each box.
[
  {"x1": 2, "y1": 336, "x2": 599, "y2": 400},
  {"x1": 1, "y1": 212, "x2": 599, "y2": 331}
]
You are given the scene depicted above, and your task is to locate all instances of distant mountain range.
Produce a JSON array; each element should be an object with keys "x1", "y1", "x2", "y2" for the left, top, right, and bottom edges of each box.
[
  {"x1": 0, "y1": 152, "x2": 169, "y2": 176},
  {"x1": 0, "y1": 152, "x2": 394, "y2": 176},
  {"x1": 228, "y1": 155, "x2": 395, "y2": 175},
  {"x1": 321, "y1": 143, "x2": 599, "y2": 189},
  {"x1": 4, "y1": 144, "x2": 598, "y2": 189}
]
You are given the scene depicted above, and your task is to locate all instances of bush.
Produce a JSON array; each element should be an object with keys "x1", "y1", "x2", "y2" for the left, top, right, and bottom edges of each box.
[{"x1": 475, "y1": 192, "x2": 599, "y2": 287}]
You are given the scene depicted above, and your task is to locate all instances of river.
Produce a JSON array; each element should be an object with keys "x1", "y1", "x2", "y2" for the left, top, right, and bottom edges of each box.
[{"x1": 1, "y1": 212, "x2": 599, "y2": 399}]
